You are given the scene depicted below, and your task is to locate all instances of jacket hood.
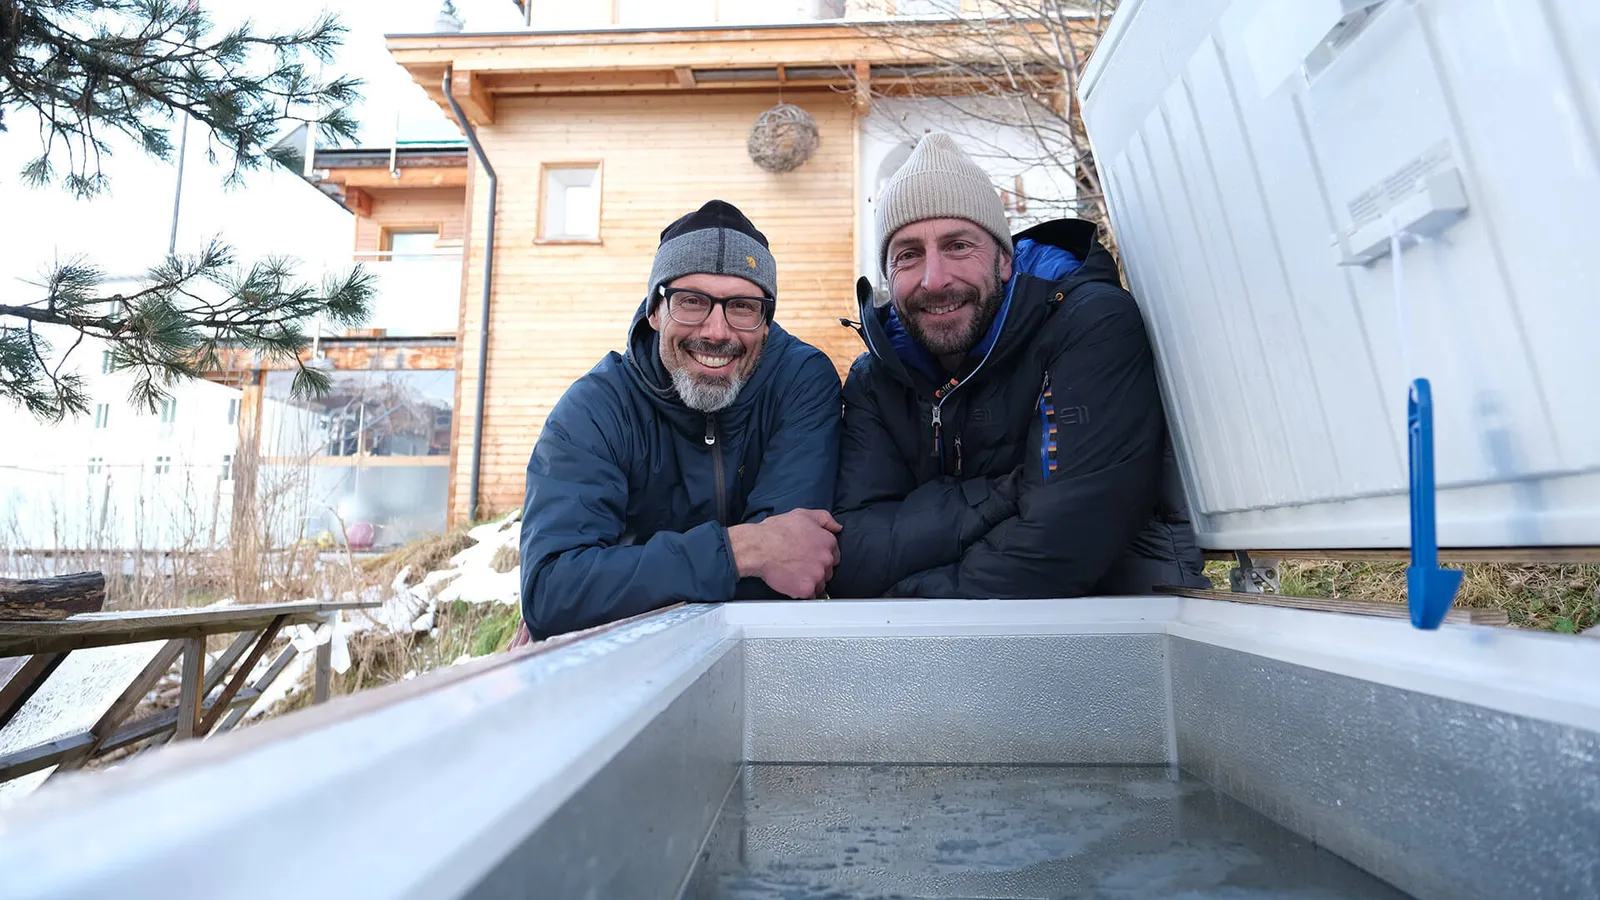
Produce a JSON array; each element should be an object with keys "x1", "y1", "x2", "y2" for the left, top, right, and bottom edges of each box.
[
  {"x1": 855, "y1": 217, "x2": 1117, "y2": 386},
  {"x1": 622, "y1": 298, "x2": 790, "y2": 430}
]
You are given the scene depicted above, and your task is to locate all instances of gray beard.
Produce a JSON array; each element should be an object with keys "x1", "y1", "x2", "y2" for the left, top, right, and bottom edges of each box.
[{"x1": 671, "y1": 366, "x2": 746, "y2": 413}]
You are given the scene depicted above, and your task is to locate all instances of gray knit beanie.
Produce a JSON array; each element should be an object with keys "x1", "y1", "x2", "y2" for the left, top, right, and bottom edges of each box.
[
  {"x1": 875, "y1": 132, "x2": 1013, "y2": 277},
  {"x1": 647, "y1": 200, "x2": 778, "y2": 309}
]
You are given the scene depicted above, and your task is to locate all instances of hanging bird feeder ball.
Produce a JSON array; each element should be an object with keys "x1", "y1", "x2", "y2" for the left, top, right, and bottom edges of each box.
[{"x1": 748, "y1": 103, "x2": 820, "y2": 173}]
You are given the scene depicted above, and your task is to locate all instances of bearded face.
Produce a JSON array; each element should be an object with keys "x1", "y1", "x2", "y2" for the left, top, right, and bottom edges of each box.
[
  {"x1": 648, "y1": 273, "x2": 770, "y2": 413},
  {"x1": 886, "y1": 219, "x2": 1012, "y2": 366}
]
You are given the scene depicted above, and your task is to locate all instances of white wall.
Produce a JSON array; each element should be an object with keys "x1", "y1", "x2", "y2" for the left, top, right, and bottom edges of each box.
[{"x1": 0, "y1": 363, "x2": 241, "y2": 553}]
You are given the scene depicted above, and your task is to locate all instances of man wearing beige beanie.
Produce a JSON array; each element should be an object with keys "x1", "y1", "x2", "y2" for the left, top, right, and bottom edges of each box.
[{"x1": 830, "y1": 133, "x2": 1206, "y2": 598}]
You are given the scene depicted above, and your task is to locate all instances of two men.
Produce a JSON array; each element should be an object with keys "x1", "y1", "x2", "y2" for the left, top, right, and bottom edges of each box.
[
  {"x1": 830, "y1": 134, "x2": 1206, "y2": 597},
  {"x1": 519, "y1": 200, "x2": 843, "y2": 640},
  {"x1": 520, "y1": 135, "x2": 1203, "y2": 639}
]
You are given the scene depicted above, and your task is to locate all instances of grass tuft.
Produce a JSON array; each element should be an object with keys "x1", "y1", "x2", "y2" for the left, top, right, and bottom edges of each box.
[{"x1": 1204, "y1": 559, "x2": 1599, "y2": 631}]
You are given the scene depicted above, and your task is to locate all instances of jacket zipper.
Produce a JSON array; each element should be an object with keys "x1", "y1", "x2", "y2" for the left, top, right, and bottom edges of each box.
[
  {"x1": 925, "y1": 282, "x2": 1018, "y2": 468},
  {"x1": 706, "y1": 414, "x2": 728, "y2": 525}
]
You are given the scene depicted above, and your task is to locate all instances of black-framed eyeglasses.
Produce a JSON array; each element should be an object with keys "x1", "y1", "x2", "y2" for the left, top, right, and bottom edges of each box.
[{"x1": 659, "y1": 286, "x2": 773, "y2": 332}]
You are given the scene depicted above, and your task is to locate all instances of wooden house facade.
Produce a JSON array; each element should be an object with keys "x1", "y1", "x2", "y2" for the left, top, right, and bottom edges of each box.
[{"x1": 372, "y1": 8, "x2": 1071, "y2": 524}]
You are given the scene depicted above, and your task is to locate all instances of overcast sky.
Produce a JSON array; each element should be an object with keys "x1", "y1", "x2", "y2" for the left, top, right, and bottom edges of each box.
[{"x1": 0, "y1": 1, "x2": 519, "y2": 295}]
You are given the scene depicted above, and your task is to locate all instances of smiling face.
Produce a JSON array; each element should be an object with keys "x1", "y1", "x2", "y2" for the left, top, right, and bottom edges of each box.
[
  {"x1": 648, "y1": 272, "x2": 770, "y2": 413},
  {"x1": 886, "y1": 218, "x2": 1012, "y2": 370}
]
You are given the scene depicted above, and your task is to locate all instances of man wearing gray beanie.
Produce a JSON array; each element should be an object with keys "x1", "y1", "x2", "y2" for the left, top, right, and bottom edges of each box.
[
  {"x1": 831, "y1": 134, "x2": 1207, "y2": 599},
  {"x1": 519, "y1": 200, "x2": 843, "y2": 640}
]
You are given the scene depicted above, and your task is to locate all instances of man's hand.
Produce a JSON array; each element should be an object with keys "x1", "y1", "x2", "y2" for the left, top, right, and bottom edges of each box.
[{"x1": 728, "y1": 509, "x2": 842, "y2": 599}]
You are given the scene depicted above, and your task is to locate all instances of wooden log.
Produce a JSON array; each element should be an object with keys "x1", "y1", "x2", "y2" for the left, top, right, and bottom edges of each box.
[
  {"x1": 0, "y1": 572, "x2": 106, "y2": 621},
  {"x1": 1155, "y1": 586, "x2": 1510, "y2": 625}
]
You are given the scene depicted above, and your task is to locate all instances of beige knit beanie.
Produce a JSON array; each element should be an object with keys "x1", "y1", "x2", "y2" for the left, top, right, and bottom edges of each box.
[{"x1": 875, "y1": 132, "x2": 1013, "y2": 277}]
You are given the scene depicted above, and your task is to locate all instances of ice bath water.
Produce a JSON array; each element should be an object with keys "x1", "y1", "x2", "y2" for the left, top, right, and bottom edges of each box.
[{"x1": 681, "y1": 764, "x2": 1411, "y2": 899}]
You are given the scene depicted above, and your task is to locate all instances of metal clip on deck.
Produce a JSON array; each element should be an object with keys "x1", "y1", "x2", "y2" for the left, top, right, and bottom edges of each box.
[{"x1": 1407, "y1": 378, "x2": 1463, "y2": 629}]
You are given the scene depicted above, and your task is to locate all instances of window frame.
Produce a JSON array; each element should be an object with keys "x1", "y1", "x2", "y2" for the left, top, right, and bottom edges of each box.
[
  {"x1": 536, "y1": 161, "x2": 605, "y2": 245},
  {"x1": 378, "y1": 225, "x2": 445, "y2": 262}
]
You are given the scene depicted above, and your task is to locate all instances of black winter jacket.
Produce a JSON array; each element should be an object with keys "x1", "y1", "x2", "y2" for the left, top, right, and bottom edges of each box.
[{"x1": 830, "y1": 218, "x2": 1207, "y2": 598}]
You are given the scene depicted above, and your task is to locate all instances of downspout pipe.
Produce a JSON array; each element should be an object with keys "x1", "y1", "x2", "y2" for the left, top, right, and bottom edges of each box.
[{"x1": 442, "y1": 66, "x2": 497, "y2": 522}]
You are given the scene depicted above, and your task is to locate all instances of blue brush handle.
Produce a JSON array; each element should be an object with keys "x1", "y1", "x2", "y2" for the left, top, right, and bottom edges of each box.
[{"x1": 1407, "y1": 378, "x2": 1464, "y2": 629}]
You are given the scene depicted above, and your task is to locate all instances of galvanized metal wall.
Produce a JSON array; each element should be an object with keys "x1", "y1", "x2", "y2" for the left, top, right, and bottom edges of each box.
[
  {"x1": 1171, "y1": 637, "x2": 1600, "y2": 900},
  {"x1": 1081, "y1": 0, "x2": 1600, "y2": 549},
  {"x1": 743, "y1": 635, "x2": 1172, "y2": 764},
  {"x1": 465, "y1": 641, "x2": 744, "y2": 900}
]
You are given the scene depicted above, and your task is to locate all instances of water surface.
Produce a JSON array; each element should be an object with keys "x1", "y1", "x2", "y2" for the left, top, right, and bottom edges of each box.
[{"x1": 681, "y1": 764, "x2": 1411, "y2": 899}]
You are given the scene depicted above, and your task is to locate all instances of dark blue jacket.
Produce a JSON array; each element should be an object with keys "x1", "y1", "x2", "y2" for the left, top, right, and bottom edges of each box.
[
  {"x1": 831, "y1": 218, "x2": 1208, "y2": 598},
  {"x1": 519, "y1": 302, "x2": 841, "y2": 639}
]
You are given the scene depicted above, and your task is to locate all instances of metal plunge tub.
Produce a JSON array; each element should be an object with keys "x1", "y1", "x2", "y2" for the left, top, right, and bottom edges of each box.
[{"x1": 0, "y1": 598, "x2": 1595, "y2": 899}]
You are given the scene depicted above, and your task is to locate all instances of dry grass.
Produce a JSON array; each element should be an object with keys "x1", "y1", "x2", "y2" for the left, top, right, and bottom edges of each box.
[
  {"x1": 1204, "y1": 559, "x2": 1600, "y2": 632},
  {"x1": 258, "y1": 599, "x2": 523, "y2": 721},
  {"x1": 489, "y1": 544, "x2": 519, "y2": 574},
  {"x1": 359, "y1": 524, "x2": 477, "y2": 588}
]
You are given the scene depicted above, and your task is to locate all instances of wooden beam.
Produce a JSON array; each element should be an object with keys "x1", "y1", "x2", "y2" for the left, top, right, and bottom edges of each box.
[
  {"x1": 198, "y1": 617, "x2": 286, "y2": 735},
  {"x1": 1201, "y1": 546, "x2": 1600, "y2": 564},
  {"x1": 853, "y1": 61, "x2": 870, "y2": 115},
  {"x1": 202, "y1": 630, "x2": 263, "y2": 698},
  {"x1": 214, "y1": 643, "x2": 300, "y2": 735},
  {"x1": 343, "y1": 185, "x2": 373, "y2": 216},
  {"x1": 313, "y1": 637, "x2": 333, "y2": 705},
  {"x1": 0, "y1": 732, "x2": 94, "y2": 782},
  {"x1": 52, "y1": 640, "x2": 185, "y2": 774},
  {"x1": 1155, "y1": 586, "x2": 1510, "y2": 626},
  {"x1": 0, "y1": 600, "x2": 375, "y2": 657},
  {"x1": 450, "y1": 69, "x2": 495, "y2": 126},
  {"x1": 0, "y1": 653, "x2": 65, "y2": 731},
  {"x1": 175, "y1": 638, "x2": 204, "y2": 741},
  {"x1": 0, "y1": 572, "x2": 106, "y2": 621},
  {"x1": 674, "y1": 66, "x2": 696, "y2": 88},
  {"x1": 777, "y1": 64, "x2": 787, "y2": 84},
  {"x1": 329, "y1": 167, "x2": 469, "y2": 190},
  {"x1": 1, "y1": 683, "x2": 274, "y2": 782}
]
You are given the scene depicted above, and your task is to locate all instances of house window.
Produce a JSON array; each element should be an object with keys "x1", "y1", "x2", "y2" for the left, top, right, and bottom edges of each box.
[
  {"x1": 154, "y1": 456, "x2": 171, "y2": 475},
  {"x1": 157, "y1": 397, "x2": 177, "y2": 424},
  {"x1": 93, "y1": 403, "x2": 110, "y2": 429},
  {"x1": 383, "y1": 229, "x2": 441, "y2": 262},
  {"x1": 87, "y1": 457, "x2": 104, "y2": 475},
  {"x1": 101, "y1": 350, "x2": 115, "y2": 374},
  {"x1": 221, "y1": 454, "x2": 233, "y2": 481},
  {"x1": 539, "y1": 163, "x2": 602, "y2": 242},
  {"x1": 227, "y1": 398, "x2": 240, "y2": 426}
]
